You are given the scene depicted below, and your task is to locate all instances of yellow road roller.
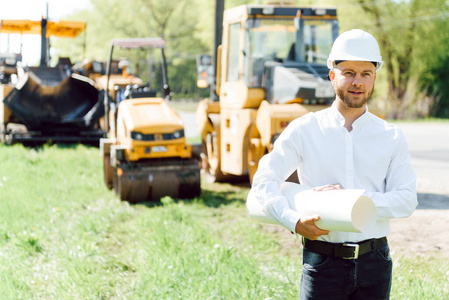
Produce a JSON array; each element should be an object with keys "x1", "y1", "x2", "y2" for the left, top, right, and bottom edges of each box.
[{"x1": 99, "y1": 38, "x2": 201, "y2": 202}]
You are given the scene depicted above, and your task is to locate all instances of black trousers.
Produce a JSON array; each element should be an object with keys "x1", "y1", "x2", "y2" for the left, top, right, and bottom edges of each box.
[{"x1": 299, "y1": 243, "x2": 392, "y2": 299}]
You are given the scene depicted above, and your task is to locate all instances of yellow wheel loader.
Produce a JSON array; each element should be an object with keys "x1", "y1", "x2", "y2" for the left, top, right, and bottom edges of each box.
[
  {"x1": 196, "y1": 2, "x2": 340, "y2": 184},
  {"x1": 99, "y1": 38, "x2": 201, "y2": 202}
]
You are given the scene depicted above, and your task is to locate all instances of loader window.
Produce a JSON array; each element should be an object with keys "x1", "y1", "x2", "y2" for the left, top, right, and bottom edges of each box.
[
  {"x1": 243, "y1": 18, "x2": 336, "y2": 87},
  {"x1": 244, "y1": 19, "x2": 295, "y2": 87},
  {"x1": 227, "y1": 23, "x2": 241, "y2": 82},
  {"x1": 303, "y1": 20, "x2": 336, "y2": 64}
]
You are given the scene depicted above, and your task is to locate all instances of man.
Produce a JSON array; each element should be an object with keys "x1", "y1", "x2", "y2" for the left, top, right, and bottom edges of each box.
[
  {"x1": 249, "y1": 29, "x2": 417, "y2": 299},
  {"x1": 118, "y1": 59, "x2": 132, "y2": 78}
]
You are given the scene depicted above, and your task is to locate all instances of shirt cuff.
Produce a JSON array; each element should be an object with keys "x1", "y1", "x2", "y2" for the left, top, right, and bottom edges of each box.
[
  {"x1": 364, "y1": 191, "x2": 390, "y2": 220},
  {"x1": 282, "y1": 209, "x2": 302, "y2": 234}
]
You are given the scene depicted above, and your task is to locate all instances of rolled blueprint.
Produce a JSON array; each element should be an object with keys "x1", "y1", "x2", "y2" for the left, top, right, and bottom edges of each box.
[{"x1": 247, "y1": 182, "x2": 377, "y2": 233}]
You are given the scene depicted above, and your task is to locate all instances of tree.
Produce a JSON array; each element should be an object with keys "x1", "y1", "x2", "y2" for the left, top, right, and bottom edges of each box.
[
  {"x1": 322, "y1": 0, "x2": 449, "y2": 118},
  {"x1": 54, "y1": 0, "x2": 211, "y2": 97},
  {"x1": 353, "y1": 0, "x2": 419, "y2": 118},
  {"x1": 413, "y1": 0, "x2": 449, "y2": 118}
]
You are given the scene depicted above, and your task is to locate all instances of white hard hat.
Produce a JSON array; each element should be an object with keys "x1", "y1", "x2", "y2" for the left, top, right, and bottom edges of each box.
[{"x1": 327, "y1": 29, "x2": 383, "y2": 71}]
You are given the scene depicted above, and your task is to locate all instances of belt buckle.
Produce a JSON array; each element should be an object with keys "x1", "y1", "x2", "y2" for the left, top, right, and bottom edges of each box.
[{"x1": 342, "y1": 243, "x2": 359, "y2": 259}]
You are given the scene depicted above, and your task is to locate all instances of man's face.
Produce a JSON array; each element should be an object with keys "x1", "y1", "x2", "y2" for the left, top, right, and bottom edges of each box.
[{"x1": 329, "y1": 61, "x2": 377, "y2": 109}]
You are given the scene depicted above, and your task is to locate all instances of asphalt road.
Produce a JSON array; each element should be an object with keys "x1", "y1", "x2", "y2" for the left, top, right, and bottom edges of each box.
[
  {"x1": 396, "y1": 122, "x2": 449, "y2": 209},
  {"x1": 178, "y1": 111, "x2": 199, "y2": 139},
  {"x1": 397, "y1": 123, "x2": 449, "y2": 193}
]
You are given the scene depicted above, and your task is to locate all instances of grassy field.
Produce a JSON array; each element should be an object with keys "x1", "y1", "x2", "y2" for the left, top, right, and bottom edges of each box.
[{"x1": 0, "y1": 143, "x2": 447, "y2": 299}]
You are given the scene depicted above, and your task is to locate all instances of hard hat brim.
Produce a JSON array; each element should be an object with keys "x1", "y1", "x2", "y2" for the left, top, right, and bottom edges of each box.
[{"x1": 327, "y1": 57, "x2": 383, "y2": 72}]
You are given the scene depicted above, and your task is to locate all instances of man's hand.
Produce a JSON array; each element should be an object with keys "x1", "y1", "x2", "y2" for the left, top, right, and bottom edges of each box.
[
  {"x1": 313, "y1": 183, "x2": 344, "y2": 191},
  {"x1": 295, "y1": 215, "x2": 329, "y2": 240},
  {"x1": 294, "y1": 184, "x2": 342, "y2": 240}
]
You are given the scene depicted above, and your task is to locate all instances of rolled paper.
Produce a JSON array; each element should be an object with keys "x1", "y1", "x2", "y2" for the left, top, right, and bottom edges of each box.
[
  {"x1": 247, "y1": 182, "x2": 377, "y2": 233},
  {"x1": 246, "y1": 183, "x2": 308, "y2": 225}
]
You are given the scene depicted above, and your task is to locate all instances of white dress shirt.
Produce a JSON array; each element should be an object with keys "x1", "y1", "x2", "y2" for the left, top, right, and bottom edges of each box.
[{"x1": 250, "y1": 102, "x2": 418, "y2": 243}]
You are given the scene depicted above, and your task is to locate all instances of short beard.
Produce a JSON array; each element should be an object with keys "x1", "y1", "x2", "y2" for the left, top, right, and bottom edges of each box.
[{"x1": 337, "y1": 85, "x2": 374, "y2": 108}]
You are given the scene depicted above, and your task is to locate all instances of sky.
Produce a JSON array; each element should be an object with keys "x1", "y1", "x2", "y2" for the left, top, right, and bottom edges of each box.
[{"x1": 0, "y1": 0, "x2": 92, "y2": 65}]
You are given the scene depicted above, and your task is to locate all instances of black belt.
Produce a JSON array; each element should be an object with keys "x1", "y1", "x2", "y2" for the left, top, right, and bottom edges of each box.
[{"x1": 303, "y1": 237, "x2": 388, "y2": 259}]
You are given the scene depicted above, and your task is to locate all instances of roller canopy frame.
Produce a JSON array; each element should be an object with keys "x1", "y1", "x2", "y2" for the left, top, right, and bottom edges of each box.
[{"x1": 104, "y1": 38, "x2": 170, "y2": 133}]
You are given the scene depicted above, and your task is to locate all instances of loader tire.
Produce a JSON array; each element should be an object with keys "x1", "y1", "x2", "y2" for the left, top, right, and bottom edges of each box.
[
  {"x1": 201, "y1": 141, "x2": 231, "y2": 183},
  {"x1": 247, "y1": 137, "x2": 267, "y2": 185},
  {"x1": 0, "y1": 124, "x2": 5, "y2": 144},
  {"x1": 104, "y1": 155, "x2": 113, "y2": 189}
]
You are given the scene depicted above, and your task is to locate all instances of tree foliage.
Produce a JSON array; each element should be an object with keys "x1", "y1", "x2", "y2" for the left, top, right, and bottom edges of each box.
[
  {"x1": 54, "y1": 0, "x2": 211, "y2": 97},
  {"x1": 412, "y1": 0, "x2": 449, "y2": 118},
  {"x1": 320, "y1": 0, "x2": 449, "y2": 118},
  {"x1": 358, "y1": 0, "x2": 417, "y2": 118}
]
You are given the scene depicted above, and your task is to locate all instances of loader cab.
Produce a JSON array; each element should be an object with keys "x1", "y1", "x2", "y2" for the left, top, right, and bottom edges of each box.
[
  {"x1": 244, "y1": 16, "x2": 338, "y2": 87},
  {"x1": 220, "y1": 5, "x2": 338, "y2": 109}
]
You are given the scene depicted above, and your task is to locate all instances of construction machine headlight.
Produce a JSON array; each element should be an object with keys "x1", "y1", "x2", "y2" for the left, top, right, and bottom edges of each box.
[
  {"x1": 132, "y1": 132, "x2": 143, "y2": 140},
  {"x1": 172, "y1": 129, "x2": 184, "y2": 139},
  {"x1": 131, "y1": 131, "x2": 155, "y2": 141},
  {"x1": 163, "y1": 129, "x2": 184, "y2": 140}
]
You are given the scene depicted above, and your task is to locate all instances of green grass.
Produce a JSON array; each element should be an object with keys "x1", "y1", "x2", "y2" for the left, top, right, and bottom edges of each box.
[
  {"x1": 0, "y1": 143, "x2": 447, "y2": 299},
  {"x1": 187, "y1": 136, "x2": 201, "y2": 145}
]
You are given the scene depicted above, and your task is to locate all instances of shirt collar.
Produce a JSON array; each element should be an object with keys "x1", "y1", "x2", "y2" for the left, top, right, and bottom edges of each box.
[
  {"x1": 330, "y1": 101, "x2": 346, "y2": 127},
  {"x1": 330, "y1": 101, "x2": 369, "y2": 129},
  {"x1": 352, "y1": 106, "x2": 369, "y2": 129}
]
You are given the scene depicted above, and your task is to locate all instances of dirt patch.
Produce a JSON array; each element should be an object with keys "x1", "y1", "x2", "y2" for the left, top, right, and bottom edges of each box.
[
  {"x1": 389, "y1": 209, "x2": 449, "y2": 258},
  {"x1": 388, "y1": 191, "x2": 449, "y2": 258}
]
